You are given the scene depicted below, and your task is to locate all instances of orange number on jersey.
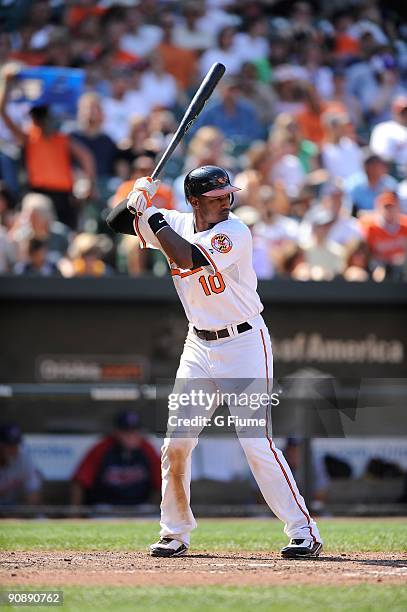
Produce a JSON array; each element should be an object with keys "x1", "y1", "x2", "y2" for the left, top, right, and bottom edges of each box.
[
  {"x1": 198, "y1": 272, "x2": 225, "y2": 296},
  {"x1": 208, "y1": 272, "x2": 225, "y2": 294},
  {"x1": 198, "y1": 274, "x2": 211, "y2": 296}
]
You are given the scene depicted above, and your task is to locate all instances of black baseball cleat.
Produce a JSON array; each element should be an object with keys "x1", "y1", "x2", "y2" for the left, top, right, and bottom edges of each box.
[
  {"x1": 280, "y1": 539, "x2": 323, "y2": 559},
  {"x1": 149, "y1": 537, "x2": 188, "y2": 557}
]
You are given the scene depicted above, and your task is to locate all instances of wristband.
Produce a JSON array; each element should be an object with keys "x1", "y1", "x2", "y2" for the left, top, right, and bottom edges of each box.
[{"x1": 148, "y1": 212, "x2": 170, "y2": 235}]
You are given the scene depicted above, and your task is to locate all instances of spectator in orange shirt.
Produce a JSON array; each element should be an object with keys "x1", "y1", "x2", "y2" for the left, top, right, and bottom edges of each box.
[
  {"x1": 112, "y1": 155, "x2": 175, "y2": 211},
  {"x1": 360, "y1": 191, "x2": 407, "y2": 279},
  {"x1": 296, "y1": 84, "x2": 346, "y2": 146},
  {"x1": 157, "y1": 12, "x2": 198, "y2": 91},
  {"x1": 0, "y1": 70, "x2": 96, "y2": 229},
  {"x1": 66, "y1": 2, "x2": 106, "y2": 31},
  {"x1": 100, "y1": 17, "x2": 140, "y2": 68},
  {"x1": 296, "y1": 84, "x2": 327, "y2": 146},
  {"x1": 332, "y1": 12, "x2": 360, "y2": 59}
]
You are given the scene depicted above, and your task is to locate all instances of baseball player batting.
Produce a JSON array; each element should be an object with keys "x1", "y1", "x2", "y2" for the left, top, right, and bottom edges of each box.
[{"x1": 107, "y1": 166, "x2": 323, "y2": 559}]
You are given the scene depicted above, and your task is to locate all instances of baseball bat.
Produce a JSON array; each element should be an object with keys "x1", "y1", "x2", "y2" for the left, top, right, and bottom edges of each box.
[{"x1": 151, "y1": 62, "x2": 226, "y2": 180}]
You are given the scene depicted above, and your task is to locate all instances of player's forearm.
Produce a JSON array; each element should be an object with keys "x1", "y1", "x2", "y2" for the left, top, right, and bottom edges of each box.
[
  {"x1": 155, "y1": 226, "x2": 193, "y2": 269},
  {"x1": 144, "y1": 210, "x2": 209, "y2": 270}
]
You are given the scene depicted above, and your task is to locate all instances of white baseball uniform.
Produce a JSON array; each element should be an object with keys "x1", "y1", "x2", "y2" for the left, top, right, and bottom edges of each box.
[{"x1": 135, "y1": 209, "x2": 322, "y2": 546}]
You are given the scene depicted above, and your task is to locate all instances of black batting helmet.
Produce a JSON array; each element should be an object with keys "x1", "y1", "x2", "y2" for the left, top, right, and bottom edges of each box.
[{"x1": 184, "y1": 166, "x2": 240, "y2": 201}]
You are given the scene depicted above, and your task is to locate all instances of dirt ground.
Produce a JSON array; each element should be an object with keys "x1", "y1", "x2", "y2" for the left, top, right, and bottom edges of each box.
[{"x1": 1, "y1": 550, "x2": 406, "y2": 587}]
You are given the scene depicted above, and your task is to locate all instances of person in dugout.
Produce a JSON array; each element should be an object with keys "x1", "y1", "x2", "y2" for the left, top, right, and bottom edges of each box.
[
  {"x1": 0, "y1": 422, "x2": 42, "y2": 507},
  {"x1": 71, "y1": 410, "x2": 161, "y2": 506}
]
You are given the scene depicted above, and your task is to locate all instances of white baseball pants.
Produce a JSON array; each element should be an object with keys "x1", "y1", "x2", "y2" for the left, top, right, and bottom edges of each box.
[{"x1": 159, "y1": 314, "x2": 322, "y2": 546}]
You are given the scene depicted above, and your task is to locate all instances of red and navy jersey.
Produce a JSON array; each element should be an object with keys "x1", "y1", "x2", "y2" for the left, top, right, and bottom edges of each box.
[{"x1": 73, "y1": 436, "x2": 161, "y2": 505}]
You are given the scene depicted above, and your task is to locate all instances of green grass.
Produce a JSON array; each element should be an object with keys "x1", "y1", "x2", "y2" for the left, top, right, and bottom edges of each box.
[
  {"x1": 1, "y1": 586, "x2": 407, "y2": 612},
  {"x1": 1, "y1": 520, "x2": 406, "y2": 611},
  {"x1": 0, "y1": 518, "x2": 406, "y2": 552}
]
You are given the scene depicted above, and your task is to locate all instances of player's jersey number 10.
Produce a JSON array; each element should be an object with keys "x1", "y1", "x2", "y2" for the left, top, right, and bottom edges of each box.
[{"x1": 198, "y1": 272, "x2": 225, "y2": 295}]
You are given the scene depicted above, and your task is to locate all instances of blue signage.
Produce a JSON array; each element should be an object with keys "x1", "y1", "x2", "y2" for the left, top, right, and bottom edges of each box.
[{"x1": 12, "y1": 66, "x2": 85, "y2": 117}]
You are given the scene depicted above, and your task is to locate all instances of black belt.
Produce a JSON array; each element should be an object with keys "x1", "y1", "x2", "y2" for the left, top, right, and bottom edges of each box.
[{"x1": 193, "y1": 321, "x2": 252, "y2": 341}]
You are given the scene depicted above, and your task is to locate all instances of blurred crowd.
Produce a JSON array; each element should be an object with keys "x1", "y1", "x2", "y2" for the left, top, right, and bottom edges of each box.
[{"x1": 0, "y1": 0, "x2": 406, "y2": 281}]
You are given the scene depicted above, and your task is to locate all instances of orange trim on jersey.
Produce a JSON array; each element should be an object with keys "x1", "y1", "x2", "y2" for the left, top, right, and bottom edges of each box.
[
  {"x1": 133, "y1": 215, "x2": 146, "y2": 249},
  {"x1": 171, "y1": 267, "x2": 203, "y2": 278},
  {"x1": 260, "y1": 329, "x2": 317, "y2": 544},
  {"x1": 194, "y1": 243, "x2": 218, "y2": 273}
]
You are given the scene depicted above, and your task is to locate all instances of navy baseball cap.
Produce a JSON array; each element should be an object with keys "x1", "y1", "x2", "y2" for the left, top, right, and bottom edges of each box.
[
  {"x1": 0, "y1": 423, "x2": 22, "y2": 445},
  {"x1": 114, "y1": 410, "x2": 140, "y2": 431}
]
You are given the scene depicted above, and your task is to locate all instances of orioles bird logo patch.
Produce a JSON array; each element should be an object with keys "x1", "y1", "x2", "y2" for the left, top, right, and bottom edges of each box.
[{"x1": 211, "y1": 233, "x2": 232, "y2": 253}]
